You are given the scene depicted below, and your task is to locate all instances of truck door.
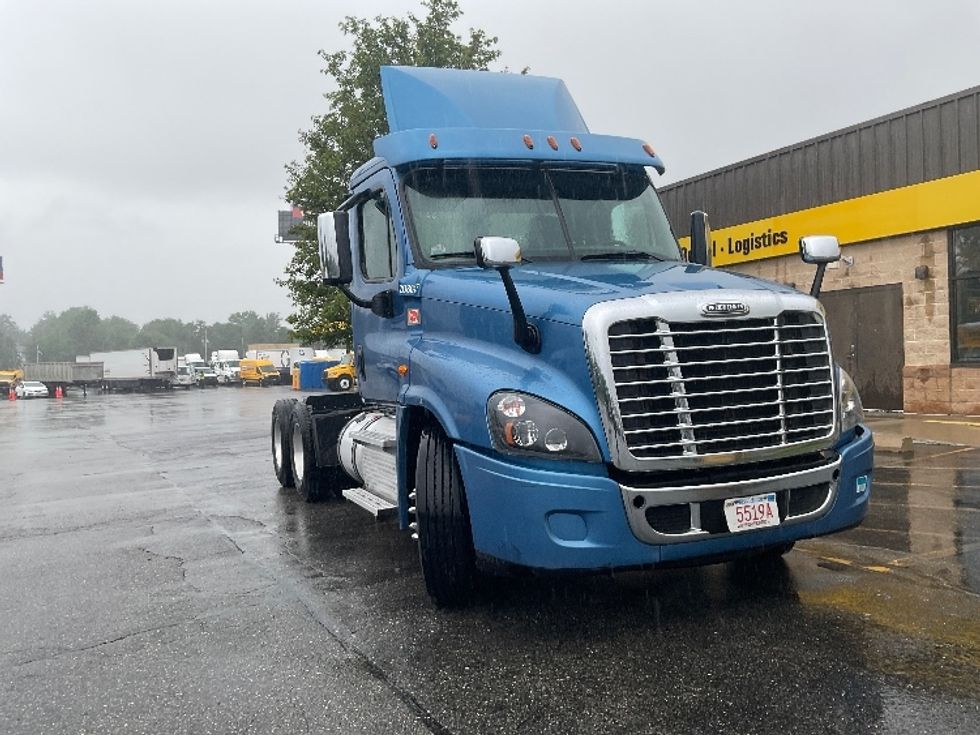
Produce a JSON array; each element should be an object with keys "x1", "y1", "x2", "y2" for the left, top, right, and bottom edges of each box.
[{"x1": 350, "y1": 170, "x2": 409, "y2": 404}]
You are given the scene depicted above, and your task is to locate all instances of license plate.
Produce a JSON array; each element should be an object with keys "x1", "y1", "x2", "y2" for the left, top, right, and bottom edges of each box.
[{"x1": 724, "y1": 493, "x2": 780, "y2": 532}]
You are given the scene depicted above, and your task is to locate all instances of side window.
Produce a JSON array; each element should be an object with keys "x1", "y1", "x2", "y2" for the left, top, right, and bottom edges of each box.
[
  {"x1": 359, "y1": 193, "x2": 396, "y2": 281},
  {"x1": 951, "y1": 222, "x2": 980, "y2": 362}
]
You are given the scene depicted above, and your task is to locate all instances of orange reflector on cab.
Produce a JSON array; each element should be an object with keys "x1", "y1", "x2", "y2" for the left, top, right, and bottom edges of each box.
[
  {"x1": 429, "y1": 133, "x2": 438, "y2": 149},
  {"x1": 523, "y1": 134, "x2": 534, "y2": 150},
  {"x1": 570, "y1": 137, "x2": 582, "y2": 152},
  {"x1": 643, "y1": 142, "x2": 656, "y2": 158},
  {"x1": 397, "y1": 364, "x2": 409, "y2": 377},
  {"x1": 546, "y1": 136, "x2": 559, "y2": 150}
]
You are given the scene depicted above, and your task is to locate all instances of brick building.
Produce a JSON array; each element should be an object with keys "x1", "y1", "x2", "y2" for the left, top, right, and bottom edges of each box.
[{"x1": 660, "y1": 86, "x2": 980, "y2": 414}]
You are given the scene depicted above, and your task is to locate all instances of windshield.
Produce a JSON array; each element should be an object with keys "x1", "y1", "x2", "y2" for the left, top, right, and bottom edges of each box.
[
  {"x1": 227, "y1": 360, "x2": 240, "y2": 368},
  {"x1": 403, "y1": 164, "x2": 680, "y2": 263}
]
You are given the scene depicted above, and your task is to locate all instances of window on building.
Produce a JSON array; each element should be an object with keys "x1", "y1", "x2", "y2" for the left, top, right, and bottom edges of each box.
[
  {"x1": 359, "y1": 193, "x2": 396, "y2": 281},
  {"x1": 951, "y1": 223, "x2": 980, "y2": 362}
]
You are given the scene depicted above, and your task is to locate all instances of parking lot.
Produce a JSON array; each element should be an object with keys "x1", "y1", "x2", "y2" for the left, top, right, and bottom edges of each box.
[{"x1": 1, "y1": 388, "x2": 978, "y2": 734}]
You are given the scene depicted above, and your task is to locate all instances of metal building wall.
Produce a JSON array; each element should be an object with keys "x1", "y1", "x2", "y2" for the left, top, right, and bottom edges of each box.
[{"x1": 659, "y1": 86, "x2": 980, "y2": 238}]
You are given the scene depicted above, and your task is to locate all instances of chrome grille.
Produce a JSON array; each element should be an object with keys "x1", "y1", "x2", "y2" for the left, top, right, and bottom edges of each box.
[{"x1": 607, "y1": 311, "x2": 835, "y2": 459}]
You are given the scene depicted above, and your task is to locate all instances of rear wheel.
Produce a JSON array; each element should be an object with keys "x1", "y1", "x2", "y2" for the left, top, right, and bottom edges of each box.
[
  {"x1": 336, "y1": 375, "x2": 353, "y2": 391},
  {"x1": 290, "y1": 401, "x2": 326, "y2": 502},
  {"x1": 271, "y1": 399, "x2": 296, "y2": 487},
  {"x1": 415, "y1": 425, "x2": 476, "y2": 607}
]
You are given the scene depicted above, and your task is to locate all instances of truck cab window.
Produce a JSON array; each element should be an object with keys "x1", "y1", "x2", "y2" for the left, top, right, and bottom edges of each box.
[
  {"x1": 403, "y1": 165, "x2": 681, "y2": 263},
  {"x1": 359, "y1": 193, "x2": 396, "y2": 280}
]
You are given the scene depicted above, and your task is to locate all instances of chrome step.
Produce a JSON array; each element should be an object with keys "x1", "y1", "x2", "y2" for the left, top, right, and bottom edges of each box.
[
  {"x1": 350, "y1": 428, "x2": 396, "y2": 451},
  {"x1": 342, "y1": 486, "x2": 397, "y2": 518}
]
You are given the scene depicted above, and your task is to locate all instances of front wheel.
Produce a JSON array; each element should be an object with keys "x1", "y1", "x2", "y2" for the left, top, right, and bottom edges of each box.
[
  {"x1": 415, "y1": 425, "x2": 476, "y2": 607},
  {"x1": 336, "y1": 375, "x2": 353, "y2": 392}
]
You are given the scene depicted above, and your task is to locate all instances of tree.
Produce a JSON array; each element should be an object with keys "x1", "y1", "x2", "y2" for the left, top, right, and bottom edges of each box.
[
  {"x1": 0, "y1": 314, "x2": 23, "y2": 368},
  {"x1": 99, "y1": 315, "x2": 140, "y2": 351},
  {"x1": 280, "y1": 0, "x2": 501, "y2": 345},
  {"x1": 27, "y1": 306, "x2": 102, "y2": 362}
]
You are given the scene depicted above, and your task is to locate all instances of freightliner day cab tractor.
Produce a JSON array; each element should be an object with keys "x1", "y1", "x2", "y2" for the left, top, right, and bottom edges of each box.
[{"x1": 270, "y1": 67, "x2": 873, "y2": 607}]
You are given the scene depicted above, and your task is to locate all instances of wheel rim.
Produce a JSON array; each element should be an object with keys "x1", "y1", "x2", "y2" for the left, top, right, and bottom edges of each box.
[
  {"x1": 273, "y1": 420, "x2": 283, "y2": 470},
  {"x1": 292, "y1": 423, "x2": 304, "y2": 485}
]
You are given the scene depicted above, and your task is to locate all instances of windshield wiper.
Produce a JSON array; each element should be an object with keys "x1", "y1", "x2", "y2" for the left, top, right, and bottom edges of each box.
[
  {"x1": 430, "y1": 251, "x2": 533, "y2": 263},
  {"x1": 580, "y1": 250, "x2": 665, "y2": 261},
  {"x1": 429, "y1": 251, "x2": 477, "y2": 260}
]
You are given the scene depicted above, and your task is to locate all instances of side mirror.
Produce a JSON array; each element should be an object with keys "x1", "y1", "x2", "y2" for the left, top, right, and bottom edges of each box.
[
  {"x1": 474, "y1": 236, "x2": 522, "y2": 268},
  {"x1": 318, "y1": 212, "x2": 353, "y2": 285},
  {"x1": 689, "y1": 210, "x2": 711, "y2": 266},
  {"x1": 799, "y1": 235, "x2": 841, "y2": 298},
  {"x1": 473, "y1": 236, "x2": 539, "y2": 354},
  {"x1": 799, "y1": 235, "x2": 841, "y2": 264}
]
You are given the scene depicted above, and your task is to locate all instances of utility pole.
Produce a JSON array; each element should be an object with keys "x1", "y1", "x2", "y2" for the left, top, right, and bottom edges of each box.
[{"x1": 203, "y1": 326, "x2": 208, "y2": 359}]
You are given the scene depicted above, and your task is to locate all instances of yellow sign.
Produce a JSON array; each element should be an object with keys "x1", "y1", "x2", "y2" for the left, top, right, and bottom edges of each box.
[{"x1": 677, "y1": 169, "x2": 980, "y2": 266}]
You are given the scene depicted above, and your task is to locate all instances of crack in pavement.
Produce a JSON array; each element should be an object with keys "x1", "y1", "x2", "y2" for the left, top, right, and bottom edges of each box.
[{"x1": 12, "y1": 618, "x2": 195, "y2": 667}]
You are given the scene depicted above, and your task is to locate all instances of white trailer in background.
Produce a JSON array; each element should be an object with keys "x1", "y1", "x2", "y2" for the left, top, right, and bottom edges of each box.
[
  {"x1": 76, "y1": 348, "x2": 177, "y2": 391},
  {"x1": 23, "y1": 362, "x2": 105, "y2": 395}
]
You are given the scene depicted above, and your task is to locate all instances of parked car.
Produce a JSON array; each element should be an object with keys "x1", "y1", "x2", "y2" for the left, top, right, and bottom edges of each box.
[{"x1": 15, "y1": 381, "x2": 49, "y2": 399}]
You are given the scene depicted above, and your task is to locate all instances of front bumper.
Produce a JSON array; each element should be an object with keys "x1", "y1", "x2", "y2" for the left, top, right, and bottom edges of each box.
[{"x1": 457, "y1": 425, "x2": 873, "y2": 570}]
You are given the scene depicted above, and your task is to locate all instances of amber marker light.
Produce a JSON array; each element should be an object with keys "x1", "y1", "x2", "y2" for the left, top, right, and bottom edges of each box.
[
  {"x1": 523, "y1": 134, "x2": 534, "y2": 150},
  {"x1": 429, "y1": 133, "x2": 438, "y2": 149},
  {"x1": 642, "y1": 142, "x2": 656, "y2": 157},
  {"x1": 397, "y1": 364, "x2": 409, "y2": 377},
  {"x1": 570, "y1": 136, "x2": 582, "y2": 152},
  {"x1": 546, "y1": 135, "x2": 559, "y2": 150}
]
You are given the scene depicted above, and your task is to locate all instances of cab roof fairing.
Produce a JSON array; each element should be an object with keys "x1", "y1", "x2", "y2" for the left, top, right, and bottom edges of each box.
[
  {"x1": 370, "y1": 128, "x2": 666, "y2": 174},
  {"x1": 371, "y1": 66, "x2": 666, "y2": 175}
]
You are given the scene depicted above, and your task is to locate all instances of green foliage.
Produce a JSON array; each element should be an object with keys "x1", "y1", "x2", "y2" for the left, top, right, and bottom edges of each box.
[
  {"x1": 280, "y1": 0, "x2": 501, "y2": 345},
  {"x1": 0, "y1": 314, "x2": 24, "y2": 368},
  {"x1": 21, "y1": 308, "x2": 291, "y2": 362}
]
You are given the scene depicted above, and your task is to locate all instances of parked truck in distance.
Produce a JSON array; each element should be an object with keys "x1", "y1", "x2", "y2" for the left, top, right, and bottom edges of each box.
[
  {"x1": 270, "y1": 67, "x2": 873, "y2": 607},
  {"x1": 240, "y1": 358, "x2": 280, "y2": 386},
  {"x1": 210, "y1": 350, "x2": 242, "y2": 385},
  {"x1": 0, "y1": 369, "x2": 24, "y2": 392},
  {"x1": 246, "y1": 346, "x2": 316, "y2": 383},
  {"x1": 323, "y1": 353, "x2": 356, "y2": 391},
  {"x1": 24, "y1": 362, "x2": 104, "y2": 394},
  {"x1": 77, "y1": 348, "x2": 176, "y2": 391},
  {"x1": 183, "y1": 354, "x2": 218, "y2": 387}
]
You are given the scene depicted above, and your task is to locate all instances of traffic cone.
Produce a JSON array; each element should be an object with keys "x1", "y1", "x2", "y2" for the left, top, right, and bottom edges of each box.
[
  {"x1": 55, "y1": 386, "x2": 63, "y2": 399},
  {"x1": 8, "y1": 388, "x2": 15, "y2": 401}
]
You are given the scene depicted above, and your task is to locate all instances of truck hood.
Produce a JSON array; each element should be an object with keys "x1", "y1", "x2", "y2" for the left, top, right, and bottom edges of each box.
[{"x1": 418, "y1": 261, "x2": 800, "y2": 326}]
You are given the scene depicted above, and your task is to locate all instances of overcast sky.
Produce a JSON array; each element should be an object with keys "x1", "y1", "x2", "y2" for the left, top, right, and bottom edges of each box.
[{"x1": 2, "y1": 0, "x2": 979, "y2": 329}]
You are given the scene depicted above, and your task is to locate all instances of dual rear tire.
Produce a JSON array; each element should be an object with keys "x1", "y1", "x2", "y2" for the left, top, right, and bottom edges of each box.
[{"x1": 271, "y1": 398, "x2": 330, "y2": 502}]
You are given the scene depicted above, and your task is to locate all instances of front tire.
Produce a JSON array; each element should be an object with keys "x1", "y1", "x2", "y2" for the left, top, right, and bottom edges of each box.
[
  {"x1": 336, "y1": 375, "x2": 353, "y2": 391},
  {"x1": 415, "y1": 425, "x2": 476, "y2": 607}
]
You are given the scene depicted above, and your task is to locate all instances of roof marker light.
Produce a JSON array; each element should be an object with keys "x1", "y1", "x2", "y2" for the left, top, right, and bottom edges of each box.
[
  {"x1": 643, "y1": 142, "x2": 656, "y2": 158},
  {"x1": 523, "y1": 134, "x2": 534, "y2": 150},
  {"x1": 546, "y1": 136, "x2": 559, "y2": 151},
  {"x1": 570, "y1": 137, "x2": 582, "y2": 152},
  {"x1": 429, "y1": 133, "x2": 438, "y2": 149}
]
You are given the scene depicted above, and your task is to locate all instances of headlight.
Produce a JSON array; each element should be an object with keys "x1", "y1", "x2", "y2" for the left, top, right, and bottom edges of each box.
[
  {"x1": 838, "y1": 367, "x2": 864, "y2": 433},
  {"x1": 487, "y1": 391, "x2": 601, "y2": 462}
]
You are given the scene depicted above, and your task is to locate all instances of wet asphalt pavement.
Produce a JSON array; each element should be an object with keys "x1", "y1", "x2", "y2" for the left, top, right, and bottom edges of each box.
[{"x1": 1, "y1": 388, "x2": 978, "y2": 735}]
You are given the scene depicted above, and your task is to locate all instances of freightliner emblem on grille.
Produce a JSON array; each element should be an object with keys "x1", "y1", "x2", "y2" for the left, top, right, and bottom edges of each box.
[{"x1": 700, "y1": 301, "x2": 750, "y2": 317}]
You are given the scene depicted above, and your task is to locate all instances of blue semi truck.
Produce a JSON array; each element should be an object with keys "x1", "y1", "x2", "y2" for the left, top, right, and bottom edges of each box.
[{"x1": 270, "y1": 66, "x2": 873, "y2": 606}]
